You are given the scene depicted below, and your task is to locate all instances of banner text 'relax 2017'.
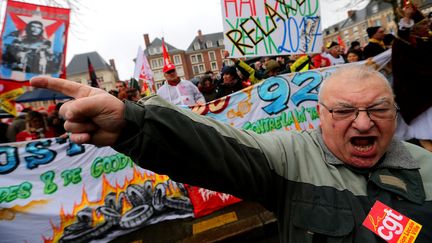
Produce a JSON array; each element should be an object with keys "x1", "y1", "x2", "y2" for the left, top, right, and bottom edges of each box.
[{"x1": 221, "y1": 0, "x2": 323, "y2": 57}]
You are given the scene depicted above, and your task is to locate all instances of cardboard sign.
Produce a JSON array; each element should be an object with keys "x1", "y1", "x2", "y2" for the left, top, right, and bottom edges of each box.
[{"x1": 362, "y1": 201, "x2": 422, "y2": 243}]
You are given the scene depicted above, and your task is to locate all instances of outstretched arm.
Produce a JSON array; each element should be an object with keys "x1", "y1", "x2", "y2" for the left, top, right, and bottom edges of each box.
[{"x1": 30, "y1": 76, "x2": 126, "y2": 146}]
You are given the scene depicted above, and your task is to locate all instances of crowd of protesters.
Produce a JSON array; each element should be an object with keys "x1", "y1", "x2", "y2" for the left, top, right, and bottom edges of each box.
[
  {"x1": 0, "y1": 78, "x2": 148, "y2": 143},
  {"x1": 0, "y1": 103, "x2": 65, "y2": 143},
  {"x1": 1, "y1": 4, "x2": 431, "y2": 151},
  {"x1": 149, "y1": 3, "x2": 431, "y2": 152}
]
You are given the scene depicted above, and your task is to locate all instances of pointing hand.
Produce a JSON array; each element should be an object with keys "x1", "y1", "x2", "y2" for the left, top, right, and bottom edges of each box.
[{"x1": 30, "y1": 76, "x2": 126, "y2": 146}]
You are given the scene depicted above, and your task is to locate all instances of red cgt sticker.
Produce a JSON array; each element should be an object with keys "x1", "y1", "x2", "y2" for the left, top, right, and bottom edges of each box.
[{"x1": 362, "y1": 201, "x2": 422, "y2": 243}]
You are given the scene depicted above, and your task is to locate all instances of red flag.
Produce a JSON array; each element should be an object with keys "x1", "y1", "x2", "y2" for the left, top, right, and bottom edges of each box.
[
  {"x1": 337, "y1": 35, "x2": 346, "y2": 53},
  {"x1": 87, "y1": 57, "x2": 99, "y2": 88},
  {"x1": 161, "y1": 38, "x2": 176, "y2": 73},
  {"x1": 133, "y1": 46, "x2": 156, "y2": 95},
  {"x1": 162, "y1": 38, "x2": 172, "y2": 67}
]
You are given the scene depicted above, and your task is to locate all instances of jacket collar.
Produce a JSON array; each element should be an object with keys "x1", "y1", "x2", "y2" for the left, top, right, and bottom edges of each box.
[{"x1": 315, "y1": 129, "x2": 425, "y2": 204}]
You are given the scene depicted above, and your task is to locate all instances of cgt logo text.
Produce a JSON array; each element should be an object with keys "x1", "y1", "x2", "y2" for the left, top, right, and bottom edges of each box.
[{"x1": 363, "y1": 201, "x2": 422, "y2": 243}]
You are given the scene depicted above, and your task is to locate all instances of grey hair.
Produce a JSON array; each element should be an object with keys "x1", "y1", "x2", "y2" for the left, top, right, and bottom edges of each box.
[{"x1": 318, "y1": 65, "x2": 394, "y2": 102}]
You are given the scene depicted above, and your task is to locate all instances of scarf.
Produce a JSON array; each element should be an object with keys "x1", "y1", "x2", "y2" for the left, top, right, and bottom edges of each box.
[{"x1": 369, "y1": 38, "x2": 386, "y2": 49}]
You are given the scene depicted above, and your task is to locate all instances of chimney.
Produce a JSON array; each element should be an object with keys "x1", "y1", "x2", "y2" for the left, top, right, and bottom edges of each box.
[
  {"x1": 198, "y1": 29, "x2": 204, "y2": 42},
  {"x1": 109, "y1": 59, "x2": 120, "y2": 81},
  {"x1": 143, "y1": 34, "x2": 150, "y2": 48},
  {"x1": 109, "y1": 59, "x2": 117, "y2": 71},
  {"x1": 347, "y1": 10, "x2": 355, "y2": 18}
]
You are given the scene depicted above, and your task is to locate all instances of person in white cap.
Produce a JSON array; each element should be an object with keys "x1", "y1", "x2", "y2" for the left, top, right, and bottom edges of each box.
[{"x1": 156, "y1": 63, "x2": 205, "y2": 106}]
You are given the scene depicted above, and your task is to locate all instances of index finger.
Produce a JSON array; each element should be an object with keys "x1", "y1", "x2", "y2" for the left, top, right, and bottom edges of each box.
[{"x1": 30, "y1": 76, "x2": 104, "y2": 99}]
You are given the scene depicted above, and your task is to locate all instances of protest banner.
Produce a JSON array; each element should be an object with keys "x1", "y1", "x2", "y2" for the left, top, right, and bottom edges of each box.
[
  {"x1": 0, "y1": 51, "x2": 391, "y2": 242},
  {"x1": 221, "y1": 0, "x2": 323, "y2": 57},
  {"x1": 0, "y1": 138, "x2": 193, "y2": 242},
  {"x1": 0, "y1": 1, "x2": 70, "y2": 82}
]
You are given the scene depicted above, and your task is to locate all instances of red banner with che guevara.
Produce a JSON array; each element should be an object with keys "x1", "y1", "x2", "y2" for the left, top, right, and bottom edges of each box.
[{"x1": 0, "y1": 0, "x2": 70, "y2": 83}]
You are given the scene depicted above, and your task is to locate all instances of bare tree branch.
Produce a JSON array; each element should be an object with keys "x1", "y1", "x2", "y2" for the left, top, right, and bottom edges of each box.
[{"x1": 0, "y1": 0, "x2": 90, "y2": 41}]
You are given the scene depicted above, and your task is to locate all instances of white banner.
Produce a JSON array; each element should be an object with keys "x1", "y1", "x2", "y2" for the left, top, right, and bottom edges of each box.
[
  {"x1": 0, "y1": 138, "x2": 193, "y2": 243},
  {"x1": 133, "y1": 46, "x2": 156, "y2": 95},
  {"x1": 221, "y1": 0, "x2": 323, "y2": 57}
]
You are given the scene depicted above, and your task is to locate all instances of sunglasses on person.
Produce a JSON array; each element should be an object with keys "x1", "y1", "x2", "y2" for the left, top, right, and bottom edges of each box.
[{"x1": 166, "y1": 69, "x2": 176, "y2": 74}]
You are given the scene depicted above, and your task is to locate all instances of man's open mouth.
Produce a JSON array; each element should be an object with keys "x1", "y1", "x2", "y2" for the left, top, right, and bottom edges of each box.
[{"x1": 350, "y1": 137, "x2": 376, "y2": 153}]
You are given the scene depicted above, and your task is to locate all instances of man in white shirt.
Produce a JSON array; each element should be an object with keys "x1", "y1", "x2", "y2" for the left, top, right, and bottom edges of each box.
[
  {"x1": 322, "y1": 42, "x2": 346, "y2": 66},
  {"x1": 157, "y1": 63, "x2": 205, "y2": 106}
]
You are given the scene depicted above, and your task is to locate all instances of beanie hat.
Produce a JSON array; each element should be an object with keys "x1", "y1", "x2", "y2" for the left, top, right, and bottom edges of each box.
[
  {"x1": 367, "y1": 26, "x2": 381, "y2": 38},
  {"x1": 221, "y1": 66, "x2": 240, "y2": 79},
  {"x1": 264, "y1": 59, "x2": 281, "y2": 74},
  {"x1": 326, "y1": 41, "x2": 339, "y2": 49}
]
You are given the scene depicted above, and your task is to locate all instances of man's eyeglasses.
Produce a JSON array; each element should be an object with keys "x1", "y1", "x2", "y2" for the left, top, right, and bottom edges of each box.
[
  {"x1": 319, "y1": 102, "x2": 399, "y2": 121},
  {"x1": 166, "y1": 69, "x2": 176, "y2": 74}
]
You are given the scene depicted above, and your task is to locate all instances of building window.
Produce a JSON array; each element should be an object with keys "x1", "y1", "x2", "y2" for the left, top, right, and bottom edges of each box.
[
  {"x1": 192, "y1": 65, "x2": 199, "y2": 75},
  {"x1": 148, "y1": 48, "x2": 154, "y2": 55},
  {"x1": 194, "y1": 42, "x2": 200, "y2": 50},
  {"x1": 208, "y1": 51, "x2": 216, "y2": 61},
  {"x1": 372, "y1": 4, "x2": 378, "y2": 14},
  {"x1": 218, "y1": 39, "x2": 224, "y2": 46},
  {"x1": 206, "y1": 40, "x2": 213, "y2": 48},
  {"x1": 154, "y1": 69, "x2": 163, "y2": 81},
  {"x1": 220, "y1": 49, "x2": 225, "y2": 58},
  {"x1": 211, "y1": 62, "x2": 218, "y2": 71},
  {"x1": 386, "y1": 14, "x2": 392, "y2": 23},
  {"x1": 151, "y1": 58, "x2": 163, "y2": 69},
  {"x1": 173, "y1": 55, "x2": 181, "y2": 65},
  {"x1": 176, "y1": 66, "x2": 184, "y2": 76},
  {"x1": 192, "y1": 64, "x2": 205, "y2": 75},
  {"x1": 353, "y1": 27, "x2": 359, "y2": 37},
  {"x1": 190, "y1": 54, "x2": 203, "y2": 64},
  {"x1": 344, "y1": 30, "x2": 349, "y2": 37},
  {"x1": 157, "y1": 47, "x2": 162, "y2": 54},
  {"x1": 151, "y1": 59, "x2": 157, "y2": 69},
  {"x1": 375, "y1": 19, "x2": 381, "y2": 26}
]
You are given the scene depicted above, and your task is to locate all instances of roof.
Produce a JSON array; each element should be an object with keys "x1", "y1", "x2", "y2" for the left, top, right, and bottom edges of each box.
[
  {"x1": 324, "y1": 1, "x2": 393, "y2": 32},
  {"x1": 66, "y1": 51, "x2": 112, "y2": 75},
  {"x1": 186, "y1": 32, "x2": 224, "y2": 52},
  {"x1": 143, "y1": 38, "x2": 182, "y2": 56},
  {"x1": 423, "y1": 0, "x2": 432, "y2": 7}
]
